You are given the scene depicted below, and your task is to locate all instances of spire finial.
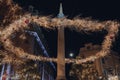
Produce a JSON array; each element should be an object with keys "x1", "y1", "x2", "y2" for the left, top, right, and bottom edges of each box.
[{"x1": 57, "y1": 3, "x2": 64, "y2": 18}]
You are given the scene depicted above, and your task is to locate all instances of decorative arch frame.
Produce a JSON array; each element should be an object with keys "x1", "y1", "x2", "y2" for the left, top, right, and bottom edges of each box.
[{"x1": 0, "y1": 14, "x2": 119, "y2": 65}]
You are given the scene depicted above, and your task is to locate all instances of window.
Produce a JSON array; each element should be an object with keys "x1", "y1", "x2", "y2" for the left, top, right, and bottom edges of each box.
[
  {"x1": 24, "y1": 40, "x2": 29, "y2": 44},
  {"x1": 102, "y1": 58, "x2": 105, "y2": 64}
]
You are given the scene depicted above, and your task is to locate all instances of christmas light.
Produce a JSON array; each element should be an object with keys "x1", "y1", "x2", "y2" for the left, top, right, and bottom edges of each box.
[{"x1": 0, "y1": 11, "x2": 119, "y2": 66}]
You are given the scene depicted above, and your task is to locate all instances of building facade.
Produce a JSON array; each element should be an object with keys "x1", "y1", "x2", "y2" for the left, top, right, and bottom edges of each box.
[
  {"x1": 0, "y1": 3, "x2": 56, "y2": 79},
  {"x1": 0, "y1": 23, "x2": 56, "y2": 80},
  {"x1": 79, "y1": 43, "x2": 120, "y2": 80}
]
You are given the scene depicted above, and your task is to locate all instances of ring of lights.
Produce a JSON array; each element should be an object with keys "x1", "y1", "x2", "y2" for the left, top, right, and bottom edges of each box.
[{"x1": 0, "y1": 14, "x2": 119, "y2": 64}]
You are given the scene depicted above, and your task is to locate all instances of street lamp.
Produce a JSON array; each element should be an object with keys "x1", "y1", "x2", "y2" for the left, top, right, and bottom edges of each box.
[{"x1": 69, "y1": 53, "x2": 74, "y2": 58}]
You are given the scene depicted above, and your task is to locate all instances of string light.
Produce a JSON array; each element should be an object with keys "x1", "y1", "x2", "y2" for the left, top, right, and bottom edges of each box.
[{"x1": 0, "y1": 13, "x2": 119, "y2": 65}]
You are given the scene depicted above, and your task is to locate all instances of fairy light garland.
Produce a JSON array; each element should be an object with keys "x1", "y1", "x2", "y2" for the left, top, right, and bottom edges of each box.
[
  {"x1": 2, "y1": 56, "x2": 25, "y2": 65},
  {"x1": 0, "y1": 14, "x2": 119, "y2": 65}
]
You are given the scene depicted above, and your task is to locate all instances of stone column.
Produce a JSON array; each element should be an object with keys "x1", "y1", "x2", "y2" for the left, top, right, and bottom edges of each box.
[
  {"x1": 95, "y1": 58, "x2": 103, "y2": 76},
  {"x1": 57, "y1": 27, "x2": 66, "y2": 80}
]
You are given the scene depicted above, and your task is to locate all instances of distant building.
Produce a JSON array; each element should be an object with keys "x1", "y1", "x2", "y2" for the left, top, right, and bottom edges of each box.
[
  {"x1": 0, "y1": 4, "x2": 56, "y2": 80},
  {"x1": 0, "y1": 23, "x2": 56, "y2": 80},
  {"x1": 22, "y1": 24, "x2": 56, "y2": 80},
  {"x1": 79, "y1": 43, "x2": 120, "y2": 79},
  {"x1": 31, "y1": 24, "x2": 56, "y2": 80}
]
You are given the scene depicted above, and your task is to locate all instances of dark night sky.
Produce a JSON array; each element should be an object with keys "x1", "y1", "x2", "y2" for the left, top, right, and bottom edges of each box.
[{"x1": 14, "y1": 0, "x2": 120, "y2": 79}]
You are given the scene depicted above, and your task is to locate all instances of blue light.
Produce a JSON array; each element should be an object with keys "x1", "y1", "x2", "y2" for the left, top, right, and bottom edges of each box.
[{"x1": 26, "y1": 31, "x2": 56, "y2": 70}]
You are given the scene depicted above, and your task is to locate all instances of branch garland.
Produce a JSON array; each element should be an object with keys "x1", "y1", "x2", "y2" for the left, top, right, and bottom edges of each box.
[{"x1": 0, "y1": 14, "x2": 119, "y2": 64}]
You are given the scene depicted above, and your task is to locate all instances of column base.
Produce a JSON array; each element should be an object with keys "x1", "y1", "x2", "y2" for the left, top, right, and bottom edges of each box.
[{"x1": 56, "y1": 76, "x2": 66, "y2": 80}]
